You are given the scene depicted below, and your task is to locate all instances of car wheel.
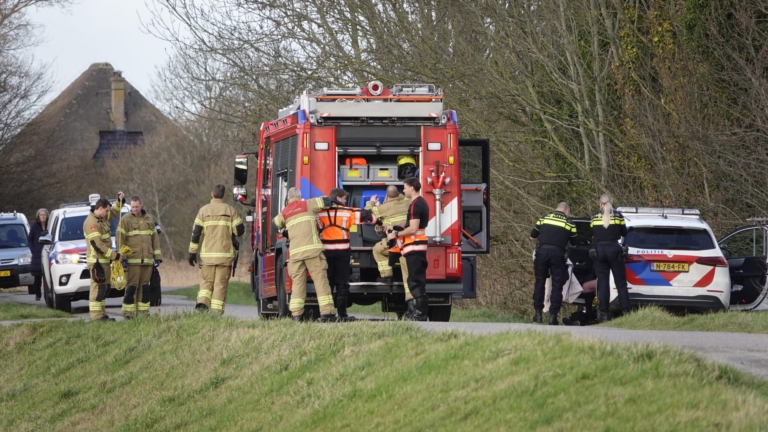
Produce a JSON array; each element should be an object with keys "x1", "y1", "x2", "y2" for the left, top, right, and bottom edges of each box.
[
  {"x1": 43, "y1": 277, "x2": 53, "y2": 308},
  {"x1": 52, "y1": 290, "x2": 71, "y2": 313}
]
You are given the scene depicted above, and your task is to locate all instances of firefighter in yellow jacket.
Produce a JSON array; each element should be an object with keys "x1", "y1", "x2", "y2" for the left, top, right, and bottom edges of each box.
[
  {"x1": 83, "y1": 192, "x2": 125, "y2": 322},
  {"x1": 188, "y1": 184, "x2": 245, "y2": 314},
  {"x1": 366, "y1": 185, "x2": 410, "y2": 283},
  {"x1": 273, "y1": 187, "x2": 336, "y2": 322},
  {"x1": 117, "y1": 195, "x2": 162, "y2": 319}
]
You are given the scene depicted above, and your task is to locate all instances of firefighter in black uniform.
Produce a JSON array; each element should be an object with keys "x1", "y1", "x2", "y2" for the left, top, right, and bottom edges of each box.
[
  {"x1": 388, "y1": 177, "x2": 430, "y2": 321},
  {"x1": 590, "y1": 194, "x2": 630, "y2": 323},
  {"x1": 530, "y1": 202, "x2": 577, "y2": 325}
]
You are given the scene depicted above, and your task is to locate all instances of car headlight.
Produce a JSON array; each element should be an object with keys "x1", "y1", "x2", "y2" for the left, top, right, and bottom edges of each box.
[
  {"x1": 55, "y1": 253, "x2": 80, "y2": 265},
  {"x1": 19, "y1": 253, "x2": 32, "y2": 265}
]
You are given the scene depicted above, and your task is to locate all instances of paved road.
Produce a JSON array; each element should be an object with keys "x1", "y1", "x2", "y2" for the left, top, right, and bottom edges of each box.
[{"x1": 2, "y1": 289, "x2": 767, "y2": 380}]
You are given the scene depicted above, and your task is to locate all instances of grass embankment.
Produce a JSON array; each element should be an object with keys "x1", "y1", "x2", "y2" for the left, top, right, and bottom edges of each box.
[
  {"x1": 2, "y1": 315, "x2": 768, "y2": 430},
  {"x1": 0, "y1": 303, "x2": 71, "y2": 320},
  {"x1": 169, "y1": 283, "x2": 524, "y2": 322},
  {"x1": 607, "y1": 306, "x2": 768, "y2": 334}
]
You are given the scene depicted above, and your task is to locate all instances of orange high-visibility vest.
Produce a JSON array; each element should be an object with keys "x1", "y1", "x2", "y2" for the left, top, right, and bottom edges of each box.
[
  {"x1": 316, "y1": 206, "x2": 377, "y2": 251},
  {"x1": 401, "y1": 198, "x2": 429, "y2": 255}
]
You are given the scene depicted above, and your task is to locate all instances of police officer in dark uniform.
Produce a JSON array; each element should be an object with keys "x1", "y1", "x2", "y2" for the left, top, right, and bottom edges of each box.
[
  {"x1": 589, "y1": 194, "x2": 630, "y2": 323},
  {"x1": 530, "y1": 202, "x2": 578, "y2": 325}
]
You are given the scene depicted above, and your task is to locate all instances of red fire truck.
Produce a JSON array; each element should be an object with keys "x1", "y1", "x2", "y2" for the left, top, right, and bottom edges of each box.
[{"x1": 233, "y1": 81, "x2": 489, "y2": 321}]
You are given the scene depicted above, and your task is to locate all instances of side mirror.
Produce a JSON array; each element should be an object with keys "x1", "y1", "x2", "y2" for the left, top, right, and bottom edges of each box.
[
  {"x1": 234, "y1": 155, "x2": 248, "y2": 186},
  {"x1": 39, "y1": 234, "x2": 53, "y2": 245}
]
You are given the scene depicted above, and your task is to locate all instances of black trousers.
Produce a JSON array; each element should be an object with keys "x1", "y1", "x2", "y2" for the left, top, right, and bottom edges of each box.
[
  {"x1": 30, "y1": 273, "x2": 42, "y2": 296},
  {"x1": 533, "y1": 248, "x2": 567, "y2": 315},
  {"x1": 324, "y1": 249, "x2": 351, "y2": 298},
  {"x1": 595, "y1": 242, "x2": 630, "y2": 313},
  {"x1": 405, "y1": 252, "x2": 428, "y2": 299}
]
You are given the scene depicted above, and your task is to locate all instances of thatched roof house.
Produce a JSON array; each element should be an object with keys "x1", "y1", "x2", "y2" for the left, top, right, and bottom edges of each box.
[{"x1": 0, "y1": 63, "x2": 181, "y2": 214}]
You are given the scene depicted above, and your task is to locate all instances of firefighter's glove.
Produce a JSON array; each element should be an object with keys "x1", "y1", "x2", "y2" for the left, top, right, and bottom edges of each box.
[
  {"x1": 392, "y1": 225, "x2": 404, "y2": 232},
  {"x1": 92, "y1": 262, "x2": 106, "y2": 284},
  {"x1": 387, "y1": 239, "x2": 396, "y2": 249},
  {"x1": 589, "y1": 248, "x2": 597, "y2": 261},
  {"x1": 282, "y1": 230, "x2": 289, "y2": 240},
  {"x1": 621, "y1": 244, "x2": 629, "y2": 259},
  {"x1": 188, "y1": 253, "x2": 197, "y2": 267},
  {"x1": 375, "y1": 218, "x2": 383, "y2": 227},
  {"x1": 113, "y1": 253, "x2": 122, "y2": 262},
  {"x1": 154, "y1": 259, "x2": 162, "y2": 267}
]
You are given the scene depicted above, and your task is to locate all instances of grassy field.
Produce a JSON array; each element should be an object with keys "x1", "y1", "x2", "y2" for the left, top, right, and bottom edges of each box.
[
  {"x1": 0, "y1": 303, "x2": 71, "y2": 320},
  {"x1": 1, "y1": 315, "x2": 767, "y2": 431},
  {"x1": 607, "y1": 306, "x2": 768, "y2": 333}
]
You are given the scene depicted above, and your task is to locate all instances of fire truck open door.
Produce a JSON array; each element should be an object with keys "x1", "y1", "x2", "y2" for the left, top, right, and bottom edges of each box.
[{"x1": 459, "y1": 138, "x2": 490, "y2": 255}]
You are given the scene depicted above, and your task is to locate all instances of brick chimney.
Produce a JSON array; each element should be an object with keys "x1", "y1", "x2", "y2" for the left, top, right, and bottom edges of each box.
[{"x1": 110, "y1": 71, "x2": 126, "y2": 131}]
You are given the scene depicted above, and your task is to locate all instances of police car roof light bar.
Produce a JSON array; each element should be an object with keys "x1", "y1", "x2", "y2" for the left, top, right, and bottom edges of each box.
[{"x1": 616, "y1": 207, "x2": 701, "y2": 216}]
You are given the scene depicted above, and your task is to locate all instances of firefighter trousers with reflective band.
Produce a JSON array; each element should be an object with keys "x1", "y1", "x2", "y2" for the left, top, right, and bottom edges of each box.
[
  {"x1": 325, "y1": 249, "x2": 351, "y2": 310},
  {"x1": 122, "y1": 265, "x2": 153, "y2": 317},
  {"x1": 373, "y1": 239, "x2": 392, "y2": 277},
  {"x1": 388, "y1": 252, "x2": 413, "y2": 301},
  {"x1": 288, "y1": 254, "x2": 335, "y2": 317},
  {"x1": 533, "y1": 248, "x2": 567, "y2": 315},
  {"x1": 595, "y1": 242, "x2": 630, "y2": 313},
  {"x1": 88, "y1": 264, "x2": 110, "y2": 320},
  {"x1": 198, "y1": 264, "x2": 231, "y2": 314}
]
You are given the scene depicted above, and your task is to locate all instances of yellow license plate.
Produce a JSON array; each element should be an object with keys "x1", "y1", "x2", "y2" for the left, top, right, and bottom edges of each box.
[
  {"x1": 0, "y1": 270, "x2": 10, "y2": 277},
  {"x1": 652, "y1": 262, "x2": 689, "y2": 272}
]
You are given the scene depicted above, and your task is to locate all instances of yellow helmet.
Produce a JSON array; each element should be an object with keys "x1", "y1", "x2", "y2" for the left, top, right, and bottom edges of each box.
[{"x1": 397, "y1": 155, "x2": 417, "y2": 166}]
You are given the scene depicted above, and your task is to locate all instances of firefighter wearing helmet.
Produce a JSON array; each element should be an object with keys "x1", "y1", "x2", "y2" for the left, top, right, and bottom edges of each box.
[
  {"x1": 273, "y1": 187, "x2": 337, "y2": 321},
  {"x1": 188, "y1": 184, "x2": 245, "y2": 314}
]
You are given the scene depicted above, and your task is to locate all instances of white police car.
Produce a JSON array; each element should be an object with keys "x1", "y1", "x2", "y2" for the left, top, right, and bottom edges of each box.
[
  {"x1": 39, "y1": 195, "x2": 130, "y2": 312},
  {"x1": 0, "y1": 212, "x2": 34, "y2": 290},
  {"x1": 608, "y1": 207, "x2": 731, "y2": 312}
]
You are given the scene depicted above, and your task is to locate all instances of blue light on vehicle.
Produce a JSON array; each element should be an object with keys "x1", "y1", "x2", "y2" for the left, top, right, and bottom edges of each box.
[
  {"x1": 451, "y1": 110, "x2": 458, "y2": 125},
  {"x1": 297, "y1": 110, "x2": 307, "y2": 124}
]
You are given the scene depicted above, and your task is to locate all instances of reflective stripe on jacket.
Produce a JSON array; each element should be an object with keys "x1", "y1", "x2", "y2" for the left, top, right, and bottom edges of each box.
[
  {"x1": 118, "y1": 211, "x2": 161, "y2": 265},
  {"x1": 273, "y1": 197, "x2": 330, "y2": 260},
  {"x1": 189, "y1": 199, "x2": 244, "y2": 266},
  {"x1": 83, "y1": 205, "x2": 121, "y2": 265},
  {"x1": 316, "y1": 205, "x2": 377, "y2": 251}
]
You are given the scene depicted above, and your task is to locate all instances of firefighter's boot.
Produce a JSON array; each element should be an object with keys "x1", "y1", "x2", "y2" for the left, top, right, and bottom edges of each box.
[
  {"x1": 532, "y1": 309, "x2": 543, "y2": 324},
  {"x1": 336, "y1": 296, "x2": 356, "y2": 322},
  {"x1": 403, "y1": 299, "x2": 417, "y2": 320},
  {"x1": 317, "y1": 314, "x2": 338, "y2": 323},
  {"x1": 410, "y1": 297, "x2": 428, "y2": 321},
  {"x1": 291, "y1": 315, "x2": 304, "y2": 322},
  {"x1": 376, "y1": 276, "x2": 392, "y2": 284},
  {"x1": 597, "y1": 311, "x2": 610, "y2": 323},
  {"x1": 195, "y1": 303, "x2": 209, "y2": 312},
  {"x1": 548, "y1": 313, "x2": 559, "y2": 326}
]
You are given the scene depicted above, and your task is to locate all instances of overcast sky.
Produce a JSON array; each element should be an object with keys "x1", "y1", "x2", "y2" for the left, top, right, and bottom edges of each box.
[{"x1": 30, "y1": 0, "x2": 172, "y2": 104}]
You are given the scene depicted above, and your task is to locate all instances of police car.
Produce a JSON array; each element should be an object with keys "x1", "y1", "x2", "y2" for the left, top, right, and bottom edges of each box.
[
  {"x1": 612, "y1": 207, "x2": 731, "y2": 312},
  {"x1": 0, "y1": 212, "x2": 34, "y2": 290},
  {"x1": 38, "y1": 195, "x2": 162, "y2": 312}
]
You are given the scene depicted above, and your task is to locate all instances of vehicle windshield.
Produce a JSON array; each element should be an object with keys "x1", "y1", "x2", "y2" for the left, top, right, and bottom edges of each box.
[
  {"x1": 0, "y1": 224, "x2": 28, "y2": 248},
  {"x1": 625, "y1": 227, "x2": 714, "y2": 251},
  {"x1": 58, "y1": 213, "x2": 127, "y2": 242}
]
